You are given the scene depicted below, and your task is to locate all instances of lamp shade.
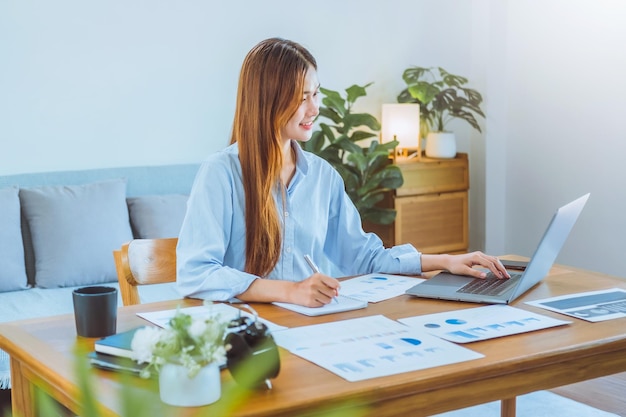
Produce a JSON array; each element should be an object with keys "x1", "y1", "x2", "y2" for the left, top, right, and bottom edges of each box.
[{"x1": 381, "y1": 103, "x2": 420, "y2": 150}]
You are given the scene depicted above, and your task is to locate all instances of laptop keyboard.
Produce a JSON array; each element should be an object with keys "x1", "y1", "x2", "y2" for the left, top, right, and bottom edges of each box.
[{"x1": 456, "y1": 273, "x2": 522, "y2": 296}]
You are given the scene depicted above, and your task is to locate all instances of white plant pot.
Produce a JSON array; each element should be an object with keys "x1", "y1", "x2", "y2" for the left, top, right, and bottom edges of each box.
[
  {"x1": 158, "y1": 362, "x2": 221, "y2": 407},
  {"x1": 425, "y1": 132, "x2": 457, "y2": 158}
]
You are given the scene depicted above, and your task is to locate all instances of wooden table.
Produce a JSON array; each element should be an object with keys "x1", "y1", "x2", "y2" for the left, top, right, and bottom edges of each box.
[{"x1": 2, "y1": 261, "x2": 626, "y2": 417}]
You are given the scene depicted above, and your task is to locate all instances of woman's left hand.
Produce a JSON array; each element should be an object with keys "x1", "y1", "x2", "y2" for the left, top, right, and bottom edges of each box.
[
  {"x1": 422, "y1": 251, "x2": 510, "y2": 279},
  {"x1": 446, "y1": 251, "x2": 510, "y2": 279}
]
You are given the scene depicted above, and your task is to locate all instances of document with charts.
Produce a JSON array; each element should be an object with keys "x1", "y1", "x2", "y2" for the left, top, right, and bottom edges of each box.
[
  {"x1": 526, "y1": 288, "x2": 626, "y2": 322},
  {"x1": 339, "y1": 274, "x2": 425, "y2": 303},
  {"x1": 272, "y1": 274, "x2": 424, "y2": 315},
  {"x1": 272, "y1": 315, "x2": 483, "y2": 382},
  {"x1": 398, "y1": 305, "x2": 570, "y2": 343}
]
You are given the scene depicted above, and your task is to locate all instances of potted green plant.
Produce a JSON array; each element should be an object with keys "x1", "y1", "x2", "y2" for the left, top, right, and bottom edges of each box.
[
  {"x1": 130, "y1": 306, "x2": 228, "y2": 407},
  {"x1": 301, "y1": 83, "x2": 403, "y2": 225},
  {"x1": 397, "y1": 66, "x2": 485, "y2": 158}
]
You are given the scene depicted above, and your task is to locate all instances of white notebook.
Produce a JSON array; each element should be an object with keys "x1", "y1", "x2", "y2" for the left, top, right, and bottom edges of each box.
[{"x1": 273, "y1": 295, "x2": 367, "y2": 316}]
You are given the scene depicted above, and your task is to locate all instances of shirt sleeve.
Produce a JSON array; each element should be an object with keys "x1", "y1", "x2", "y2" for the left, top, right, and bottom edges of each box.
[
  {"x1": 323, "y1": 166, "x2": 423, "y2": 276},
  {"x1": 176, "y1": 156, "x2": 258, "y2": 301}
]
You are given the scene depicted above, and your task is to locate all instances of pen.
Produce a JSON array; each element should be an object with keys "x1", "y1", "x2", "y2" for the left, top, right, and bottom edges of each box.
[
  {"x1": 304, "y1": 254, "x2": 339, "y2": 304},
  {"x1": 304, "y1": 254, "x2": 320, "y2": 274}
]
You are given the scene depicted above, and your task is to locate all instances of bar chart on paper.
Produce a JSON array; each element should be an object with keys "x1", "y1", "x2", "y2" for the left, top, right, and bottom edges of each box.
[
  {"x1": 272, "y1": 315, "x2": 483, "y2": 382},
  {"x1": 339, "y1": 274, "x2": 425, "y2": 303},
  {"x1": 398, "y1": 305, "x2": 570, "y2": 343}
]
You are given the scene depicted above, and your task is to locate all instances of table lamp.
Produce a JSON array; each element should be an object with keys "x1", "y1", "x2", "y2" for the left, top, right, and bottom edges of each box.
[{"x1": 381, "y1": 103, "x2": 420, "y2": 159}]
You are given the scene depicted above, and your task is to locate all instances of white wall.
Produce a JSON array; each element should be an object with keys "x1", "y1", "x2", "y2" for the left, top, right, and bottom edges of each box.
[
  {"x1": 486, "y1": 0, "x2": 626, "y2": 276},
  {"x1": 1, "y1": 1, "x2": 625, "y2": 277},
  {"x1": 0, "y1": 0, "x2": 473, "y2": 175}
]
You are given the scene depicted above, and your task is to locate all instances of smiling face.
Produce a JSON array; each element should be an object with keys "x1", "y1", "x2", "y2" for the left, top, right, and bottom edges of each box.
[{"x1": 280, "y1": 66, "x2": 320, "y2": 144}]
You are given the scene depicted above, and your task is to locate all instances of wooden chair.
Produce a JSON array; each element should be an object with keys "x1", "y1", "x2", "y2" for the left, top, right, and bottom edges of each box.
[{"x1": 113, "y1": 238, "x2": 178, "y2": 306}]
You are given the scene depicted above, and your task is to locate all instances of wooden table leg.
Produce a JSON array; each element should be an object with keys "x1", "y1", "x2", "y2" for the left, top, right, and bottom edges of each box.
[
  {"x1": 501, "y1": 397, "x2": 516, "y2": 417},
  {"x1": 11, "y1": 358, "x2": 35, "y2": 417}
]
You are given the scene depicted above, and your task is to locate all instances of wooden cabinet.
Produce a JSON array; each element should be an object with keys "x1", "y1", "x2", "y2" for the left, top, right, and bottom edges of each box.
[{"x1": 366, "y1": 153, "x2": 469, "y2": 254}]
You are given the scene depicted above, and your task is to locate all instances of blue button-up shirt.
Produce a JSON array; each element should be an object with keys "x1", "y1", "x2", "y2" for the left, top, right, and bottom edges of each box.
[{"x1": 176, "y1": 141, "x2": 422, "y2": 301}]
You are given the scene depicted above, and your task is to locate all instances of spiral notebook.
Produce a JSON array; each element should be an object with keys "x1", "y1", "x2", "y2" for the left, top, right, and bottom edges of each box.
[{"x1": 273, "y1": 295, "x2": 367, "y2": 316}]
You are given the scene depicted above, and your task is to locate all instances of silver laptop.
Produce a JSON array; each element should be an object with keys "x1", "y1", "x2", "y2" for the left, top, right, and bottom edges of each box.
[{"x1": 406, "y1": 193, "x2": 590, "y2": 304}]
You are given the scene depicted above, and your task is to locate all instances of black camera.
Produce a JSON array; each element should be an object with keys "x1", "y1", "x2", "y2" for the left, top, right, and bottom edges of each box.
[{"x1": 224, "y1": 305, "x2": 280, "y2": 390}]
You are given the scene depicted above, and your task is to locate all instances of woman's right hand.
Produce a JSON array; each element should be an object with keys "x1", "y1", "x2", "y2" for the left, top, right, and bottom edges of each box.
[
  {"x1": 290, "y1": 273, "x2": 341, "y2": 307},
  {"x1": 237, "y1": 274, "x2": 340, "y2": 307}
]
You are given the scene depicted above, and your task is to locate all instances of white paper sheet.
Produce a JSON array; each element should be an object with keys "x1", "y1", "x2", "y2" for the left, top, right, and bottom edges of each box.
[
  {"x1": 339, "y1": 274, "x2": 425, "y2": 303},
  {"x1": 272, "y1": 274, "x2": 424, "y2": 315},
  {"x1": 273, "y1": 295, "x2": 367, "y2": 316},
  {"x1": 137, "y1": 303, "x2": 287, "y2": 333},
  {"x1": 272, "y1": 315, "x2": 483, "y2": 382},
  {"x1": 398, "y1": 305, "x2": 571, "y2": 343},
  {"x1": 525, "y1": 288, "x2": 626, "y2": 322}
]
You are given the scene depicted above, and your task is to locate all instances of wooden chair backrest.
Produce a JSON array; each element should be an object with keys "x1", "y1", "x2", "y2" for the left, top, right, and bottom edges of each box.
[{"x1": 113, "y1": 237, "x2": 178, "y2": 306}]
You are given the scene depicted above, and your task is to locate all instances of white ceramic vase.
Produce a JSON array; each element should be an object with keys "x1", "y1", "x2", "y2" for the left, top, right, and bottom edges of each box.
[
  {"x1": 425, "y1": 132, "x2": 457, "y2": 158},
  {"x1": 158, "y1": 362, "x2": 221, "y2": 407}
]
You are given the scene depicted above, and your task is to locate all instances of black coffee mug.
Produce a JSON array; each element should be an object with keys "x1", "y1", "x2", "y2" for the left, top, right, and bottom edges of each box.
[{"x1": 72, "y1": 286, "x2": 118, "y2": 338}]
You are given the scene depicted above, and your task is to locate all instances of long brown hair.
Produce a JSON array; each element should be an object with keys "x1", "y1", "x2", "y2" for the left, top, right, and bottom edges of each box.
[{"x1": 230, "y1": 38, "x2": 317, "y2": 277}]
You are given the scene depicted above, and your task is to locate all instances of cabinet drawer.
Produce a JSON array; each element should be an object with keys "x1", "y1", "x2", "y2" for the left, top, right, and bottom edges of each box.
[
  {"x1": 396, "y1": 156, "x2": 468, "y2": 197},
  {"x1": 394, "y1": 191, "x2": 468, "y2": 254}
]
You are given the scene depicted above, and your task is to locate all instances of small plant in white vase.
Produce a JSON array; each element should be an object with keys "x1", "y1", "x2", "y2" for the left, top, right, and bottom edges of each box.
[
  {"x1": 398, "y1": 66, "x2": 485, "y2": 158},
  {"x1": 131, "y1": 304, "x2": 228, "y2": 407}
]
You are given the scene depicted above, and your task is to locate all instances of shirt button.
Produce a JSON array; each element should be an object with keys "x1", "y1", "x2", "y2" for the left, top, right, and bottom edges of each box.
[
  {"x1": 284, "y1": 211, "x2": 289, "y2": 217},
  {"x1": 286, "y1": 247, "x2": 292, "y2": 253}
]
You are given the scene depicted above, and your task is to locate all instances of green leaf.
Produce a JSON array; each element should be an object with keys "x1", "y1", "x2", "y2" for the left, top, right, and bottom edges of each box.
[
  {"x1": 357, "y1": 191, "x2": 385, "y2": 206},
  {"x1": 320, "y1": 88, "x2": 346, "y2": 118},
  {"x1": 302, "y1": 130, "x2": 325, "y2": 153},
  {"x1": 439, "y1": 68, "x2": 468, "y2": 88},
  {"x1": 408, "y1": 82, "x2": 439, "y2": 104},
  {"x1": 319, "y1": 123, "x2": 336, "y2": 143},
  {"x1": 372, "y1": 165, "x2": 404, "y2": 189},
  {"x1": 402, "y1": 67, "x2": 431, "y2": 85},
  {"x1": 319, "y1": 148, "x2": 343, "y2": 165},
  {"x1": 333, "y1": 135, "x2": 363, "y2": 154},
  {"x1": 350, "y1": 130, "x2": 378, "y2": 143},
  {"x1": 347, "y1": 152, "x2": 368, "y2": 174},
  {"x1": 319, "y1": 107, "x2": 342, "y2": 124},
  {"x1": 432, "y1": 88, "x2": 457, "y2": 112},
  {"x1": 345, "y1": 83, "x2": 373, "y2": 105},
  {"x1": 397, "y1": 88, "x2": 418, "y2": 104},
  {"x1": 344, "y1": 113, "x2": 381, "y2": 132},
  {"x1": 448, "y1": 108, "x2": 482, "y2": 132},
  {"x1": 377, "y1": 139, "x2": 399, "y2": 152},
  {"x1": 361, "y1": 207, "x2": 397, "y2": 225},
  {"x1": 365, "y1": 153, "x2": 391, "y2": 175},
  {"x1": 357, "y1": 164, "x2": 394, "y2": 196},
  {"x1": 334, "y1": 164, "x2": 360, "y2": 192},
  {"x1": 463, "y1": 88, "x2": 483, "y2": 106},
  {"x1": 345, "y1": 142, "x2": 367, "y2": 156}
]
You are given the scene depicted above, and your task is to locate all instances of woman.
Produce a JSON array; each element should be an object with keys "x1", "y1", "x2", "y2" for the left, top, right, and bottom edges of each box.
[{"x1": 176, "y1": 38, "x2": 508, "y2": 307}]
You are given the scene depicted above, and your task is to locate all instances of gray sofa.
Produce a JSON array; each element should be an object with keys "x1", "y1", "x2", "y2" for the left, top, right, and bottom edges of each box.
[{"x1": 0, "y1": 163, "x2": 200, "y2": 389}]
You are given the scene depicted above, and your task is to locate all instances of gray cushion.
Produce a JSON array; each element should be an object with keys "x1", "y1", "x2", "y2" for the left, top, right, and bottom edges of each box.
[
  {"x1": 0, "y1": 186, "x2": 28, "y2": 292},
  {"x1": 127, "y1": 194, "x2": 188, "y2": 238},
  {"x1": 19, "y1": 179, "x2": 133, "y2": 288}
]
